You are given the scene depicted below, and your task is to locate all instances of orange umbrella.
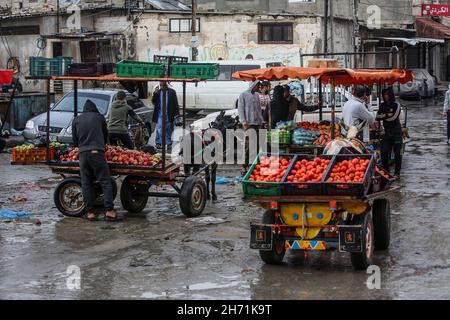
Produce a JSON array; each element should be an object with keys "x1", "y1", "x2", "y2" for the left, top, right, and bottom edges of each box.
[{"x1": 232, "y1": 67, "x2": 413, "y2": 86}]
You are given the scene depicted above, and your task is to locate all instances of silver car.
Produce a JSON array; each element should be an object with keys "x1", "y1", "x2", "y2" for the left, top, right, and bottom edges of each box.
[{"x1": 23, "y1": 89, "x2": 154, "y2": 145}]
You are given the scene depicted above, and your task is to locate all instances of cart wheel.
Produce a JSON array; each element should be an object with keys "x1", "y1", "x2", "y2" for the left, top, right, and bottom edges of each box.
[
  {"x1": 54, "y1": 177, "x2": 85, "y2": 217},
  {"x1": 259, "y1": 210, "x2": 286, "y2": 265},
  {"x1": 54, "y1": 177, "x2": 118, "y2": 218},
  {"x1": 179, "y1": 176, "x2": 207, "y2": 218},
  {"x1": 373, "y1": 199, "x2": 391, "y2": 250},
  {"x1": 120, "y1": 176, "x2": 149, "y2": 213},
  {"x1": 350, "y1": 212, "x2": 374, "y2": 270}
]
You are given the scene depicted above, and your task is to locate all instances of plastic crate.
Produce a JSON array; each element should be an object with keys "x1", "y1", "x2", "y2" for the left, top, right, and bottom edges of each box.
[
  {"x1": 154, "y1": 55, "x2": 188, "y2": 76},
  {"x1": 116, "y1": 60, "x2": 165, "y2": 78},
  {"x1": 29, "y1": 56, "x2": 73, "y2": 77},
  {"x1": 281, "y1": 154, "x2": 334, "y2": 196},
  {"x1": 372, "y1": 166, "x2": 395, "y2": 193},
  {"x1": 68, "y1": 62, "x2": 116, "y2": 76},
  {"x1": 242, "y1": 153, "x2": 294, "y2": 197},
  {"x1": 12, "y1": 147, "x2": 55, "y2": 163},
  {"x1": 170, "y1": 63, "x2": 219, "y2": 80},
  {"x1": 322, "y1": 154, "x2": 376, "y2": 197},
  {"x1": 267, "y1": 130, "x2": 292, "y2": 145}
]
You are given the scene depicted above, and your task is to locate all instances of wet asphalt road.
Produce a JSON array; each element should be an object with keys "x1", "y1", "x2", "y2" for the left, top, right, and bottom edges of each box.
[{"x1": 0, "y1": 100, "x2": 449, "y2": 300}]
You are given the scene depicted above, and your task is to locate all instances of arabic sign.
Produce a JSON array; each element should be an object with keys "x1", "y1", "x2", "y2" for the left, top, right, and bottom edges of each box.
[{"x1": 422, "y1": 4, "x2": 450, "y2": 16}]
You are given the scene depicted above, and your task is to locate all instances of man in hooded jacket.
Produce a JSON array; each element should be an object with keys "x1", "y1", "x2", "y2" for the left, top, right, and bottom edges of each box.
[{"x1": 72, "y1": 100, "x2": 117, "y2": 221}]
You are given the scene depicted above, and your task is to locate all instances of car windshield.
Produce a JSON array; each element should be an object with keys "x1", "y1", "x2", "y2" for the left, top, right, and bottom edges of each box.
[{"x1": 52, "y1": 92, "x2": 110, "y2": 114}]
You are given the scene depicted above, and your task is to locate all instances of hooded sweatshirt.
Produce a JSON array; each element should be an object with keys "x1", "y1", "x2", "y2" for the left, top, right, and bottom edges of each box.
[
  {"x1": 444, "y1": 84, "x2": 450, "y2": 114},
  {"x1": 108, "y1": 99, "x2": 143, "y2": 134},
  {"x1": 238, "y1": 81, "x2": 264, "y2": 126},
  {"x1": 72, "y1": 100, "x2": 108, "y2": 153}
]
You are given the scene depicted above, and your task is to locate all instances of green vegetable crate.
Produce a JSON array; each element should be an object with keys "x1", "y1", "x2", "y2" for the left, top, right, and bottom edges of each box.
[
  {"x1": 242, "y1": 153, "x2": 294, "y2": 197},
  {"x1": 170, "y1": 63, "x2": 219, "y2": 80},
  {"x1": 267, "y1": 129, "x2": 292, "y2": 145},
  {"x1": 116, "y1": 60, "x2": 166, "y2": 78},
  {"x1": 29, "y1": 56, "x2": 73, "y2": 77}
]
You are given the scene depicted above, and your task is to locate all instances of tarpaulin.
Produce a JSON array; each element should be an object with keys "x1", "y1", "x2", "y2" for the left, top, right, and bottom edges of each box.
[{"x1": 232, "y1": 67, "x2": 413, "y2": 86}]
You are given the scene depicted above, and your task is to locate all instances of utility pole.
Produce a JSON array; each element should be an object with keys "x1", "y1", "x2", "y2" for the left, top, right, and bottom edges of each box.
[
  {"x1": 191, "y1": 0, "x2": 198, "y2": 61},
  {"x1": 323, "y1": 0, "x2": 329, "y2": 54},
  {"x1": 329, "y1": 0, "x2": 334, "y2": 53},
  {"x1": 352, "y1": 0, "x2": 360, "y2": 68},
  {"x1": 56, "y1": 0, "x2": 60, "y2": 34}
]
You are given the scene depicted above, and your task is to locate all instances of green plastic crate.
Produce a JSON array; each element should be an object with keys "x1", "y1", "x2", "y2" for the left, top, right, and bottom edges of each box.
[
  {"x1": 116, "y1": 60, "x2": 166, "y2": 78},
  {"x1": 29, "y1": 56, "x2": 73, "y2": 77},
  {"x1": 242, "y1": 153, "x2": 294, "y2": 197},
  {"x1": 267, "y1": 129, "x2": 292, "y2": 145},
  {"x1": 170, "y1": 63, "x2": 219, "y2": 80}
]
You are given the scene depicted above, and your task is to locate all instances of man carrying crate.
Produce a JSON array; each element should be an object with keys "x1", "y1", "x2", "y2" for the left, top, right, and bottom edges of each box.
[{"x1": 72, "y1": 100, "x2": 118, "y2": 221}]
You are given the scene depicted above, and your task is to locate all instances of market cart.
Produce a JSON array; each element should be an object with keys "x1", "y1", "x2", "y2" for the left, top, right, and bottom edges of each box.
[
  {"x1": 232, "y1": 67, "x2": 412, "y2": 270},
  {"x1": 16, "y1": 72, "x2": 211, "y2": 218}
]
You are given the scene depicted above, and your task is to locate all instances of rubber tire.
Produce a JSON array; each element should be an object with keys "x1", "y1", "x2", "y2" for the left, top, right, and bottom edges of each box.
[
  {"x1": 350, "y1": 212, "x2": 374, "y2": 271},
  {"x1": 120, "y1": 176, "x2": 149, "y2": 214},
  {"x1": 373, "y1": 199, "x2": 391, "y2": 250},
  {"x1": 179, "y1": 176, "x2": 207, "y2": 218},
  {"x1": 259, "y1": 210, "x2": 286, "y2": 265},
  {"x1": 54, "y1": 177, "x2": 118, "y2": 218},
  {"x1": 54, "y1": 177, "x2": 85, "y2": 217}
]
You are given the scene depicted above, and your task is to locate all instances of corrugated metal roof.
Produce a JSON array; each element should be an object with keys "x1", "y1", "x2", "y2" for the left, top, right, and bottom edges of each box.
[
  {"x1": 146, "y1": 0, "x2": 191, "y2": 11},
  {"x1": 377, "y1": 37, "x2": 445, "y2": 46},
  {"x1": 415, "y1": 17, "x2": 450, "y2": 39}
]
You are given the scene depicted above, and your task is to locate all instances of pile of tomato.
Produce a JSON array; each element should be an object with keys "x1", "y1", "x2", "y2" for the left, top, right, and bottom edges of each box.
[
  {"x1": 286, "y1": 157, "x2": 331, "y2": 183},
  {"x1": 326, "y1": 157, "x2": 370, "y2": 183},
  {"x1": 248, "y1": 156, "x2": 291, "y2": 183}
]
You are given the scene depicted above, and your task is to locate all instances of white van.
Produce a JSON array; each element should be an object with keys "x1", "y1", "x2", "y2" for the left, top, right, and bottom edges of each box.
[{"x1": 170, "y1": 60, "x2": 282, "y2": 112}]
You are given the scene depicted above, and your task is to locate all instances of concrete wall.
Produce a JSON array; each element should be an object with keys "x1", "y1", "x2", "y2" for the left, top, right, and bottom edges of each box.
[{"x1": 94, "y1": 12, "x2": 329, "y2": 66}]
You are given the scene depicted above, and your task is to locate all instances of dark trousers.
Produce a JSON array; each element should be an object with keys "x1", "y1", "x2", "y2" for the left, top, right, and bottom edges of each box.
[
  {"x1": 381, "y1": 132, "x2": 403, "y2": 175},
  {"x1": 244, "y1": 125, "x2": 260, "y2": 168},
  {"x1": 109, "y1": 133, "x2": 134, "y2": 149},
  {"x1": 0, "y1": 138, "x2": 5, "y2": 153},
  {"x1": 447, "y1": 111, "x2": 450, "y2": 141},
  {"x1": 79, "y1": 150, "x2": 114, "y2": 212}
]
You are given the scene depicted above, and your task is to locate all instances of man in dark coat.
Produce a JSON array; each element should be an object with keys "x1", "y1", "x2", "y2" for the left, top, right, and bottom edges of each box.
[
  {"x1": 72, "y1": 100, "x2": 117, "y2": 221},
  {"x1": 151, "y1": 81, "x2": 179, "y2": 149}
]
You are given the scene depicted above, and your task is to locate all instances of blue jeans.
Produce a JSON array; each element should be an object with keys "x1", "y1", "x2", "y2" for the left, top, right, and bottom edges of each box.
[{"x1": 156, "y1": 121, "x2": 173, "y2": 145}]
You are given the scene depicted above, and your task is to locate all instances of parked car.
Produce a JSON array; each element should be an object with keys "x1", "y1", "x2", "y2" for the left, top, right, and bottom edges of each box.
[
  {"x1": 400, "y1": 68, "x2": 435, "y2": 100},
  {"x1": 23, "y1": 89, "x2": 154, "y2": 145},
  {"x1": 170, "y1": 60, "x2": 283, "y2": 112}
]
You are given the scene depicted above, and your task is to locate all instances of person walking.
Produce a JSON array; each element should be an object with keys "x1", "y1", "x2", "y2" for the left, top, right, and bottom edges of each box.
[
  {"x1": 342, "y1": 85, "x2": 375, "y2": 143},
  {"x1": 151, "y1": 81, "x2": 179, "y2": 149},
  {"x1": 377, "y1": 87, "x2": 403, "y2": 179},
  {"x1": 72, "y1": 100, "x2": 117, "y2": 221},
  {"x1": 444, "y1": 84, "x2": 450, "y2": 146},
  {"x1": 108, "y1": 91, "x2": 144, "y2": 149},
  {"x1": 259, "y1": 81, "x2": 271, "y2": 113},
  {"x1": 238, "y1": 81, "x2": 264, "y2": 176},
  {"x1": 264, "y1": 85, "x2": 289, "y2": 129}
]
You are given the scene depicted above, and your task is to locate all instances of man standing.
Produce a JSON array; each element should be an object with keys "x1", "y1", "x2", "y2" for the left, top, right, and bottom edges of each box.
[
  {"x1": 151, "y1": 81, "x2": 179, "y2": 149},
  {"x1": 72, "y1": 100, "x2": 117, "y2": 221},
  {"x1": 108, "y1": 90, "x2": 144, "y2": 149},
  {"x1": 342, "y1": 86, "x2": 375, "y2": 143},
  {"x1": 238, "y1": 81, "x2": 264, "y2": 175},
  {"x1": 444, "y1": 84, "x2": 450, "y2": 145}
]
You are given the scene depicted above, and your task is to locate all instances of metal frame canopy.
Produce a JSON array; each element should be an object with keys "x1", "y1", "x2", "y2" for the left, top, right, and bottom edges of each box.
[
  {"x1": 232, "y1": 67, "x2": 413, "y2": 139},
  {"x1": 26, "y1": 75, "x2": 201, "y2": 170}
]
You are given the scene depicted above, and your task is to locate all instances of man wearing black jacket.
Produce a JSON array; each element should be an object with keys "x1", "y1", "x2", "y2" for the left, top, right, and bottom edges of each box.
[
  {"x1": 151, "y1": 81, "x2": 179, "y2": 149},
  {"x1": 72, "y1": 100, "x2": 117, "y2": 221}
]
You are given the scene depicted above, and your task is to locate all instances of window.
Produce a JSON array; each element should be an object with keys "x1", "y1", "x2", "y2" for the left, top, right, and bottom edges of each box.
[
  {"x1": 169, "y1": 18, "x2": 200, "y2": 33},
  {"x1": 210, "y1": 65, "x2": 261, "y2": 81},
  {"x1": 126, "y1": 96, "x2": 145, "y2": 110},
  {"x1": 52, "y1": 93, "x2": 110, "y2": 115},
  {"x1": 258, "y1": 23, "x2": 293, "y2": 44}
]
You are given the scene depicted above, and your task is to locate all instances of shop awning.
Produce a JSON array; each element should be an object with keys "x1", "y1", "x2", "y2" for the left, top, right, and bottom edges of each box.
[
  {"x1": 232, "y1": 67, "x2": 413, "y2": 86},
  {"x1": 415, "y1": 17, "x2": 450, "y2": 40}
]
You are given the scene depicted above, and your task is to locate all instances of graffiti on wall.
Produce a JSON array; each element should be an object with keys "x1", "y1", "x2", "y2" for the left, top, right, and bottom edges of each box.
[{"x1": 146, "y1": 42, "x2": 303, "y2": 66}]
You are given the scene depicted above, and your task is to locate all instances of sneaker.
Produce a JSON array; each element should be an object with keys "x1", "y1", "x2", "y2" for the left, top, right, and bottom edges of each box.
[{"x1": 156, "y1": 144, "x2": 162, "y2": 149}]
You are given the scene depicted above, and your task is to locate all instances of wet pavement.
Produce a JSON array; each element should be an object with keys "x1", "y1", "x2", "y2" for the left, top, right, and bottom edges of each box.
[{"x1": 0, "y1": 100, "x2": 449, "y2": 300}]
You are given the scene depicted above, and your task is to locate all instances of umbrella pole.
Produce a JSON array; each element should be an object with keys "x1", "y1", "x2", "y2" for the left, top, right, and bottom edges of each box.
[
  {"x1": 331, "y1": 79, "x2": 336, "y2": 140},
  {"x1": 318, "y1": 77, "x2": 323, "y2": 122}
]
